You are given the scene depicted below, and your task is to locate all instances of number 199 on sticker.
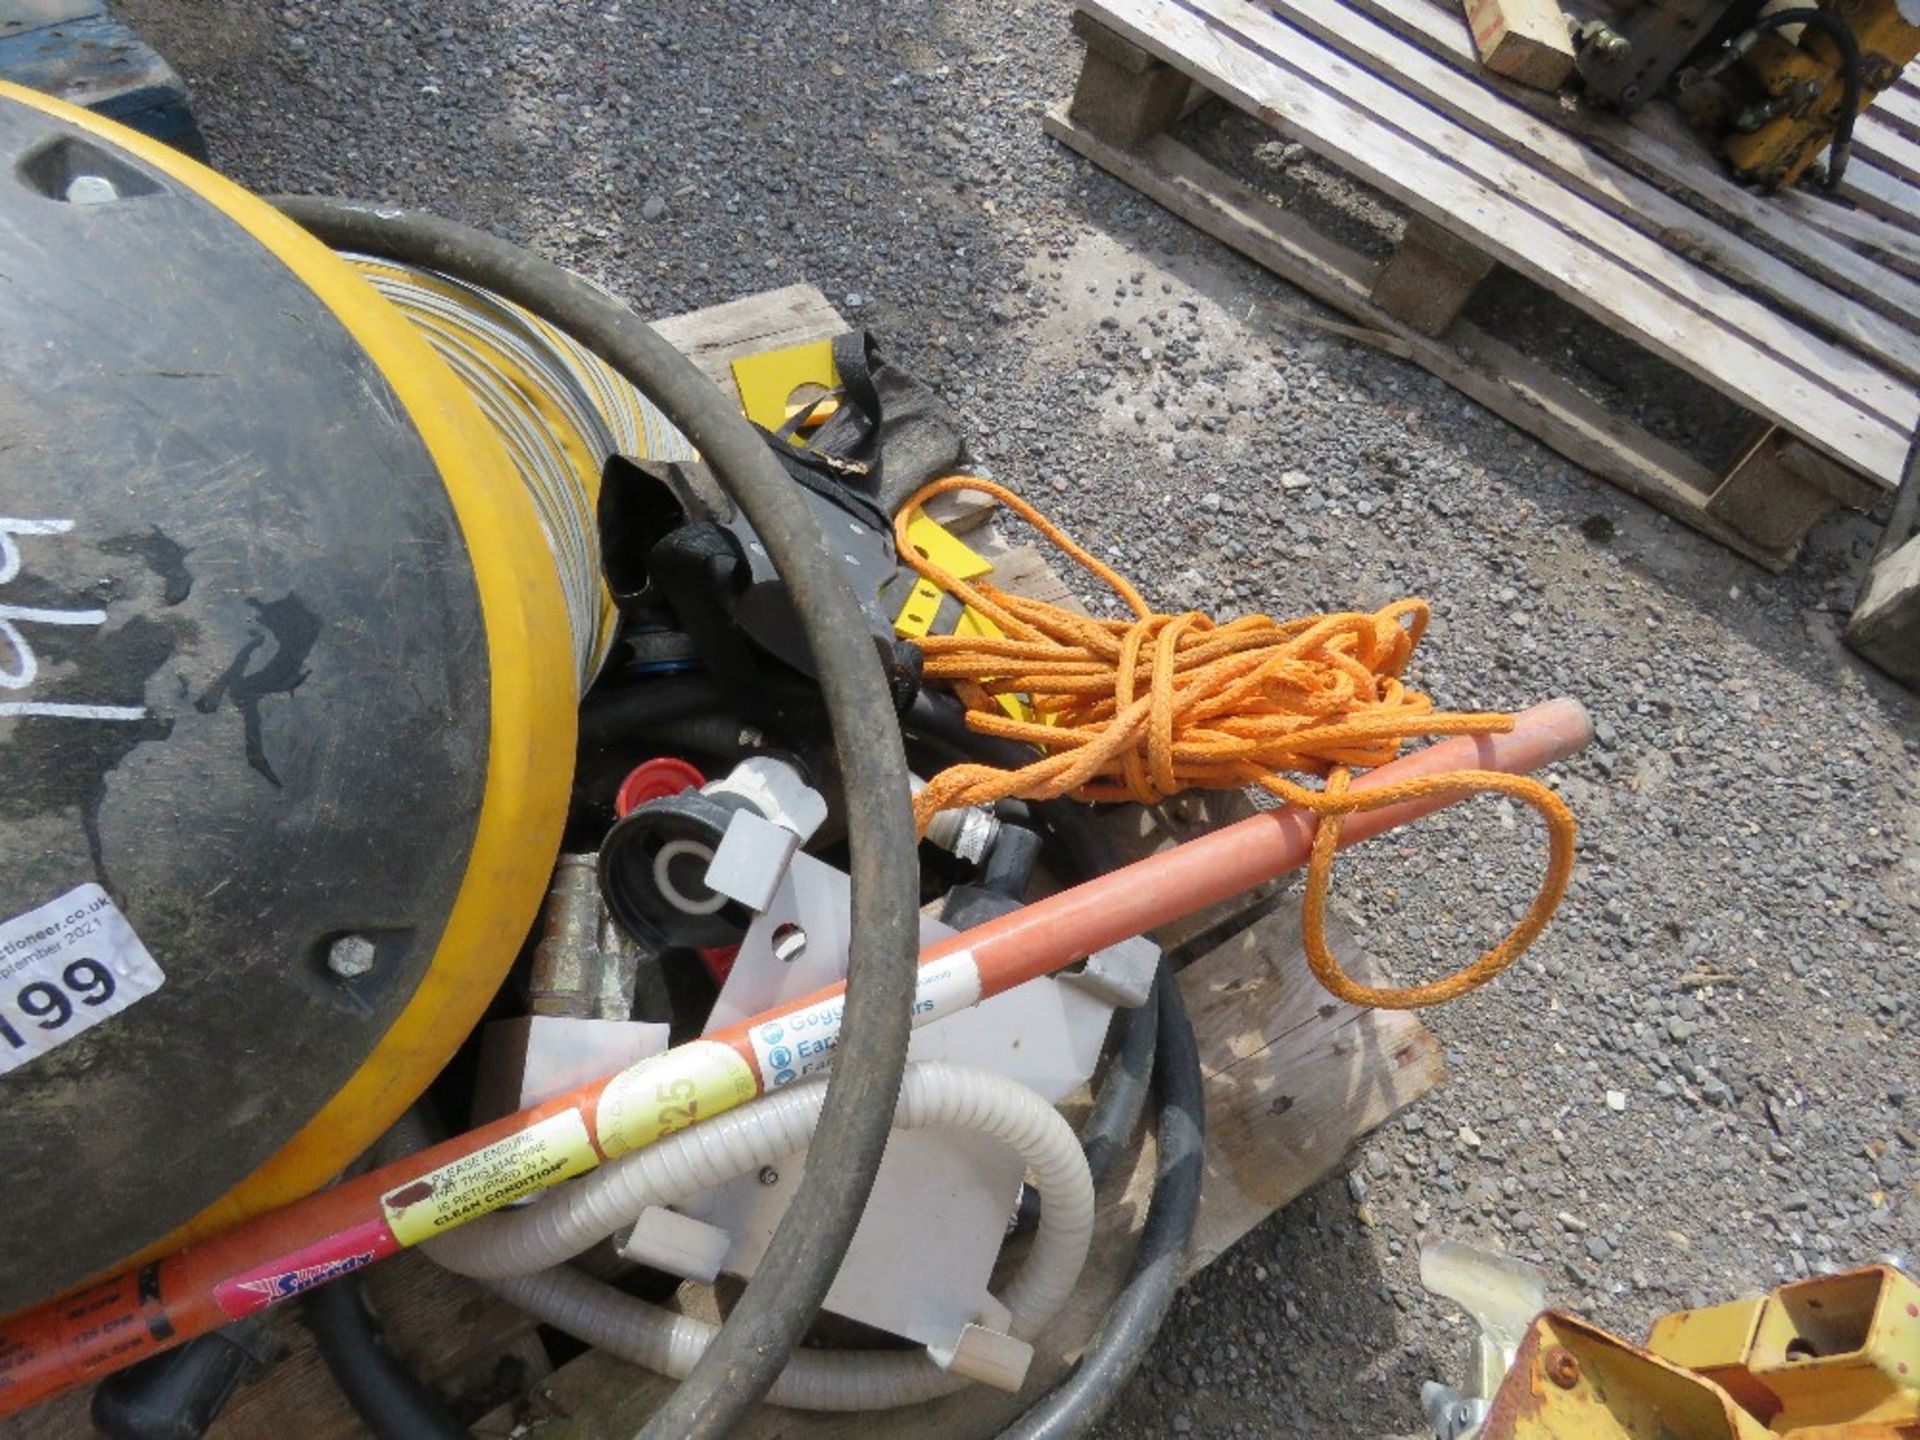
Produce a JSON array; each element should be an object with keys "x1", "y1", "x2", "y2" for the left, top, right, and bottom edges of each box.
[
  {"x1": 0, "y1": 958, "x2": 119, "y2": 1049},
  {"x1": 0, "y1": 883, "x2": 167, "y2": 1075}
]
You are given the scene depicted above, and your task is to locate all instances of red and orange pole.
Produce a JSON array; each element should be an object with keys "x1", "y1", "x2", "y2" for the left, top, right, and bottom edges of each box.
[{"x1": 0, "y1": 699, "x2": 1588, "y2": 1415}]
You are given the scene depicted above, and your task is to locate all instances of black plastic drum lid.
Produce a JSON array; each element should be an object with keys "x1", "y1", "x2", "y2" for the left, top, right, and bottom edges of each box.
[{"x1": 0, "y1": 93, "x2": 492, "y2": 1312}]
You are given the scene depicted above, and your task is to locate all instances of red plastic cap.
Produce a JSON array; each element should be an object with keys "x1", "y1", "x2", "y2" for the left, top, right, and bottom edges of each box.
[
  {"x1": 615, "y1": 757, "x2": 708, "y2": 817},
  {"x1": 697, "y1": 945, "x2": 740, "y2": 985}
]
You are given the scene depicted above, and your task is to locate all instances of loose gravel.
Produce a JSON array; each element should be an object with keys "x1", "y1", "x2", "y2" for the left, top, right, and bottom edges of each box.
[{"x1": 116, "y1": 2, "x2": 1920, "y2": 1435}]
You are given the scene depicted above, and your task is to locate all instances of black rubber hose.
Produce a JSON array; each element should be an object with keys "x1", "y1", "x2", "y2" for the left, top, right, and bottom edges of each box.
[
  {"x1": 617, "y1": 714, "x2": 761, "y2": 765},
  {"x1": 998, "y1": 972, "x2": 1206, "y2": 1440},
  {"x1": 978, "y1": 822, "x2": 1046, "y2": 899},
  {"x1": 1032, "y1": 804, "x2": 1165, "y2": 1197},
  {"x1": 272, "y1": 199, "x2": 920, "y2": 1440},
  {"x1": 309, "y1": 1111, "x2": 464, "y2": 1440},
  {"x1": 1010, "y1": 972, "x2": 1158, "y2": 1235},
  {"x1": 306, "y1": 1279, "x2": 467, "y2": 1440},
  {"x1": 1077, "y1": 979, "x2": 1160, "y2": 1186},
  {"x1": 578, "y1": 673, "x2": 730, "y2": 747},
  {"x1": 1722, "y1": 8, "x2": 1861, "y2": 190}
]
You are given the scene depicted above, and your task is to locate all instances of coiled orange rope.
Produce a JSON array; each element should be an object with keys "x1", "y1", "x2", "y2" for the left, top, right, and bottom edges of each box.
[{"x1": 898, "y1": 476, "x2": 1577, "y2": 1010}]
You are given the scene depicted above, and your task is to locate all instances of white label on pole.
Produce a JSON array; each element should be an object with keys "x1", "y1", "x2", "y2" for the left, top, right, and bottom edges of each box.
[
  {"x1": 747, "y1": 950, "x2": 984, "y2": 1092},
  {"x1": 0, "y1": 883, "x2": 165, "y2": 1075}
]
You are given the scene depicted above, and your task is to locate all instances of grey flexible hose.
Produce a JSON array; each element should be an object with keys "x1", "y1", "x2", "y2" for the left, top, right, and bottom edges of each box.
[
  {"x1": 270, "y1": 197, "x2": 921, "y2": 1440},
  {"x1": 427, "y1": 1064, "x2": 1096, "y2": 1411}
]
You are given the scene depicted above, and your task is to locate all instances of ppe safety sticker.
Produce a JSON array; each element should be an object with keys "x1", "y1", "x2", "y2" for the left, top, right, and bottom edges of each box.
[
  {"x1": 381, "y1": 1110, "x2": 596, "y2": 1248},
  {"x1": 747, "y1": 950, "x2": 983, "y2": 1092},
  {"x1": 0, "y1": 883, "x2": 165, "y2": 1076},
  {"x1": 596, "y1": 1039, "x2": 758, "y2": 1159}
]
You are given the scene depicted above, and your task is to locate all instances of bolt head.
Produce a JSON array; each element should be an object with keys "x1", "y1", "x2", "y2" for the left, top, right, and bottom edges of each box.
[
  {"x1": 327, "y1": 934, "x2": 377, "y2": 979},
  {"x1": 65, "y1": 174, "x2": 119, "y2": 205},
  {"x1": 1544, "y1": 1345, "x2": 1582, "y2": 1389}
]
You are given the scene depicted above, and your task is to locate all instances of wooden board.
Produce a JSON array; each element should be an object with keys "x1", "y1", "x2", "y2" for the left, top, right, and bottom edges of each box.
[
  {"x1": 649, "y1": 283, "x2": 848, "y2": 395},
  {"x1": 1044, "y1": 106, "x2": 1804, "y2": 568},
  {"x1": 1774, "y1": 186, "x2": 1920, "y2": 275},
  {"x1": 1846, "y1": 529, "x2": 1920, "y2": 688},
  {"x1": 475, "y1": 898, "x2": 1443, "y2": 1439},
  {"x1": 650, "y1": 282, "x2": 998, "y2": 534},
  {"x1": 1846, "y1": 434, "x2": 1920, "y2": 690},
  {"x1": 1876, "y1": 83, "x2": 1920, "y2": 145},
  {"x1": 1856, "y1": 114, "x2": 1920, "y2": 189},
  {"x1": 1352, "y1": 0, "x2": 1920, "y2": 310},
  {"x1": 1461, "y1": 0, "x2": 1575, "y2": 90},
  {"x1": 1074, "y1": 0, "x2": 1917, "y2": 489},
  {"x1": 1838, "y1": 156, "x2": 1920, "y2": 229},
  {"x1": 1255, "y1": 0, "x2": 1920, "y2": 383}
]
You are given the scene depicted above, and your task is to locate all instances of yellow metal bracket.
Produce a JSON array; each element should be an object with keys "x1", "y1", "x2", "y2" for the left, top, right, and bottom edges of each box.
[
  {"x1": 730, "y1": 339, "x2": 841, "y2": 433},
  {"x1": 1483, "y1": 1266, "x2": 1920, "y2": 1438}
]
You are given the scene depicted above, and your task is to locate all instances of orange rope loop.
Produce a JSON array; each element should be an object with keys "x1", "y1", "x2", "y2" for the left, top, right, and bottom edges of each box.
[{"x1": 897, "y1": 475, "x2": 1578, "y2": 1010}]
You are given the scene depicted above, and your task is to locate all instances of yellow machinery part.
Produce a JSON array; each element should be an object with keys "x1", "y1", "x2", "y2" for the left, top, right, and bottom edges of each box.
[
  {"x1": 1650, "y1": 1266, "x2": 1920, "y2": 1435},
  {"x1": 1483, "y1": 1310, "x2": 1779, "y2": 1439},
  {"x1": 1724, "y1": 0, "x2": 1920, "y2": 188},
  {"x1": 732, "y1": 337, "x2": 842, "y2": 431},
  {"x1": 894, "y1": 512, "x2": 1038, "y2": 723},
  {"x1": 0, "y1": 82, "x2": 581, "y2": 1268},
  {"x1": 1482, "y1": 1267, "x2": 1920, "y2": 1438},
  {"x1": 353, "y1": 257, "x2": 701, "y2": 686},
  {"x1": 722, "y1": 338, "x2": 1036, "y2": 723}
]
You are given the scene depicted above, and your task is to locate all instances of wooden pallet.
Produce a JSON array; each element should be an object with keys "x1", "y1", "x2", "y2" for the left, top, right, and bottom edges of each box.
[
  {"x1": 1050, "y1": 0, "x2": 1920, "y2": 570},
  {"x1": 0, "y1": 284, "x2": 1443, "y2": 1438}
]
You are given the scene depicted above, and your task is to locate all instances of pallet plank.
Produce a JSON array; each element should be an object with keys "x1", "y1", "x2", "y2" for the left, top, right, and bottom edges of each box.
[
  {"x1": 649, "y1": 283, "x2": 848, "y2": 396},
  {"x1": 1252, "y1": 0, "x2": 1920, "y2": 383},
  {"x1": 1847, "y1": 530, "x2": 1920, "y2": 688},
  {"x1": 1774, "y1": 185, "x2": 1920, "y2": 273},
  {"x1": 1046, "y1": 108, "x2": 1800, "y2": 567},
  {"x1": 476, "y1": 898, "x2": 1443, "y2": 1439},
  {"x1": 1351, "y1": 0, "x2": 1920, "y2": 311},
  {"x1": 1855, "y1": 114, "x2": 1920, "y2": 189},
  {"x1": 1613, "y1": 98, "x2": 1920, "y2": 261},
  {"x1": 1876, "y1": 85, "x2": 1920, "y2": 145},
  {"x1": 1835, "y1": 156, "x2": 1920, "y2": 229},
  {"x1": 1083, "y1": 0, "x2": 1915, "y2": 486},
  {"x1": 1188, "y1": 0, "x2": 1920, "y2": 434}
]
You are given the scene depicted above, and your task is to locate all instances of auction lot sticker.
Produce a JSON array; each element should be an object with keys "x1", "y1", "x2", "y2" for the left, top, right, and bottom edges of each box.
[{"x1": 0, "y1": 883, "x2": 165, "y2": 1075}]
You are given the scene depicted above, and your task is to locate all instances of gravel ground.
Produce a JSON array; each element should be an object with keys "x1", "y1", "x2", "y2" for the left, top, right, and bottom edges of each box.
[{"x1": 112, "y1": 3, "x2": 1920, "y2": 1436}]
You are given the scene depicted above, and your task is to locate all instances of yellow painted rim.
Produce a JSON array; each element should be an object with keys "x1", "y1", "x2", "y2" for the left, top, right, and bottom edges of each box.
[{"x1": 0, "y1": 84, "x2": 578, "y2": 1258}]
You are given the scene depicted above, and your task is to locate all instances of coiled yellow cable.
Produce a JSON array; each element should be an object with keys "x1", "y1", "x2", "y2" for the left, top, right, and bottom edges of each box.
[{"x1": 350, "y1": 257, "x2": 696, "y2": 689}]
